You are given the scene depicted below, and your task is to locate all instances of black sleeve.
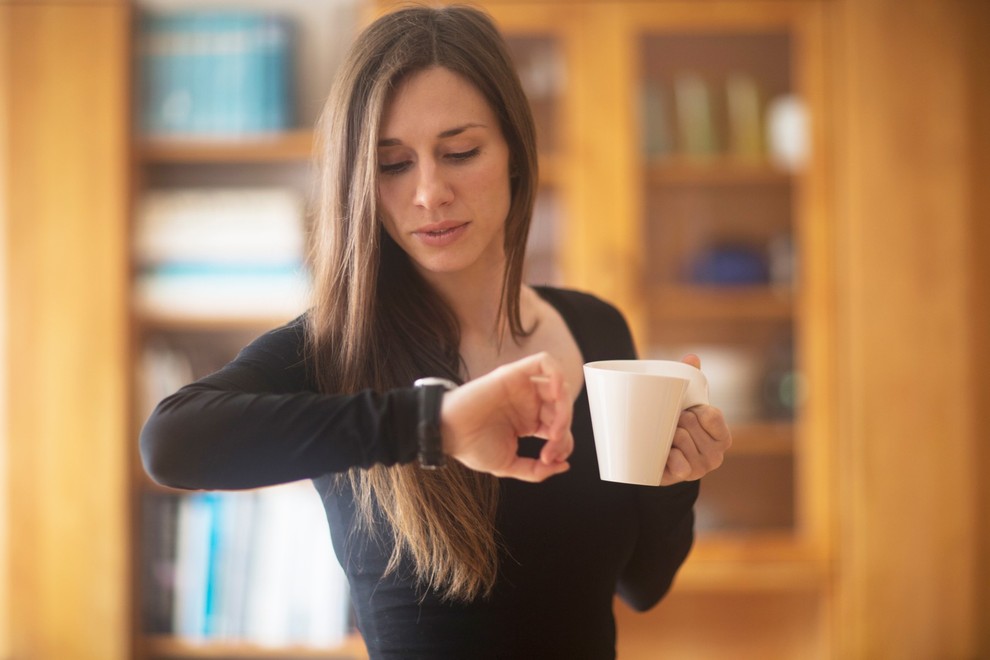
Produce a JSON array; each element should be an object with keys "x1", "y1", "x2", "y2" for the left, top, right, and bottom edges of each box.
[
  {"x1": 560, "y1": 289, "x2": 700, "y2": 611},
  {"x1": 617, "y1": 480, "x2": 698, "y2": 611},
  {"x1": 139, "y1": 317, "x2": 420, "y2": 491}
]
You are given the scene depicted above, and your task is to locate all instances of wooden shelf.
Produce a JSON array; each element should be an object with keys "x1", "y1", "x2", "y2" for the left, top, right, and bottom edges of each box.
[
  {"x1": 676, "y1": 556, "x2": 826, "y2": 592},
  {"x1": 138, "y1": 132, "x2": 558, "y2": 183},
  {"x1": 645, "y1": 157, "x2": 795, "y2": 186},
  {"x1": 649, "y1": 285, "x2": 793, "y2": 322},
  {"x1": 141, "y1": 633, "x2": 367, "y2": 660},
  {"x1": 135, "y1": 311, "x2": 300, "y2": 334},
  {"x1": 138, "y1": 129, "x2": 315, "y2": 163},
  {"x1": 729, "y1": 421, "x2": 794, "y2": 454},
  {"x1": 677, "y1": 532, "x2": 826, "y2": 592}
]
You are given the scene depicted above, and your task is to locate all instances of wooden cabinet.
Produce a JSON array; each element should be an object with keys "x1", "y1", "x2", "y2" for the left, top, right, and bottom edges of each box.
[
  {"x1": 2, "y1": 3, "x2": 132, "y2": 659},
  {"x1": 127, "y1": 3, "x2": 368, "y2": 658}
]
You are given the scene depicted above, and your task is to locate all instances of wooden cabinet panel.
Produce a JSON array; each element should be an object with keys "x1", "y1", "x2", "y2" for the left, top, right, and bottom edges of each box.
[
  {"x1": 3, "y1": 3, "x2": 131, "y2": 659},
  {"x1": 828, "y1": 0, "x2": 986, "y2": 656}
]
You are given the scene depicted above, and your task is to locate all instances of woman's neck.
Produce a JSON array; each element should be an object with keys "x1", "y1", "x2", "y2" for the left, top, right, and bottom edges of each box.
[
  {"x1": 418, "y1": 266, "x2": 539, "y2": 378},
  {"x1": 430, "y1": 269, "x2": 508, "y2": 342},
  {"x1": 454, "y1": 282, "x2": 541, "y2": 381}
]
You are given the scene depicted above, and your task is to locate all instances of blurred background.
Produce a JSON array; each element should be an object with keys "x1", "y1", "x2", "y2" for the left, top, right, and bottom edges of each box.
[{"x1": 1, "y1": 0, "x2": 988, "y2": 658}]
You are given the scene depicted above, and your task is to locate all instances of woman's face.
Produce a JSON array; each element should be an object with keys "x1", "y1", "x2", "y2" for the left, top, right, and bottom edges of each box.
[{"x1": 376, "y1": 66, "x2": 512, "y2": 283}]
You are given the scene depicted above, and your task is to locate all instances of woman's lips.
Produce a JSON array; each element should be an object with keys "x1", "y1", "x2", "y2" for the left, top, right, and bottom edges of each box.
[{"x1": 413, "y1": 221, "x2": 469, "y2": 247}]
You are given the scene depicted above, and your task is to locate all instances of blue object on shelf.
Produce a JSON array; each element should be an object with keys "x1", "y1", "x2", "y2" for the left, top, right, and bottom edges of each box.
[
  {"x1": 690, "y1": 245, "x2": 769, "y2": 285},
  {"x1": 137, "y1": 9, "x2": 295, "y2": 138}
]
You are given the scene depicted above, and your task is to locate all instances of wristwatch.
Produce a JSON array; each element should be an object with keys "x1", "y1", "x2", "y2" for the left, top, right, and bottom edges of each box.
[{"x1": 413, "y1": 377, "x2": 458, "y2": 468}]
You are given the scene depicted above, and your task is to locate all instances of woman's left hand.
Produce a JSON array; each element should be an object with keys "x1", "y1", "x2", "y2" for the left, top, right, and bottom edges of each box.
[{"x1": 660, "y1": 354, "x2": 733, "y2": 486}]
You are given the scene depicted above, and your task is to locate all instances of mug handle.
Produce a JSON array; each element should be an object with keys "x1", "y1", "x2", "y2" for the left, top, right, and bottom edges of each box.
[{"x1": 682, "y1": 369, "x2": 710, "y2": 409}]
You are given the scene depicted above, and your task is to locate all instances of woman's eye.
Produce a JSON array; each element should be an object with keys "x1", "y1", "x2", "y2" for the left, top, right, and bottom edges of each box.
[
  {"x1": 379, "y1": 161, "x2": 411, "y2": 175},
  {"x1": 447, "y1": 147, "x2": 480, "y2": 162}
]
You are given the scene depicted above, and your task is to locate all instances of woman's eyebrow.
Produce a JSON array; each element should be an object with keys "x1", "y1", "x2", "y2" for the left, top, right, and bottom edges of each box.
[
  {"x1": 377, "y1": 122, "x2": 486, "y2": 147},
  {"x1": 437, "y1": 122, "x2": 485, "y2": 138}
]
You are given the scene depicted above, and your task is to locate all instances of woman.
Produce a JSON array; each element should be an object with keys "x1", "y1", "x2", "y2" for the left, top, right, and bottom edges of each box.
[{"x1": 140, "y1": 5, "x2": 732, "y2": 659}]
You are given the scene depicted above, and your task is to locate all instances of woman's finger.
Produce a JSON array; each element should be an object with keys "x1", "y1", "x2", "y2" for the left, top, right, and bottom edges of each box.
[
  {"x1": 662, "y1": 446, "x2": 692, "y2": 483},
  {"x1": 502, "y1": 453, "x2": 571, "y2": 483}
]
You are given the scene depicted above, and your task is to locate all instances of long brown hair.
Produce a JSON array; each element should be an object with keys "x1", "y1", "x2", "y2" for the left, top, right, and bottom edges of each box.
[{"x1": 306, "y1": 5, "x2": 539, "y2": 602}]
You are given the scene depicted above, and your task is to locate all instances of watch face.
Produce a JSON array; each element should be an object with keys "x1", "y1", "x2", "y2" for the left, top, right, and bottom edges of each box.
[{"x1": 415, "y1": 377, "x2": 458, "y2": 391}]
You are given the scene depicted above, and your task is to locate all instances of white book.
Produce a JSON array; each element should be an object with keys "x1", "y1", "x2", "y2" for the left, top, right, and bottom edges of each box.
[
  {"x1": 293, "y1": 482, "x2": 349, "y2": 646},
  {"x1": 241, "y1": 481, "x2": 350, "y2": 647},
  {"x1": 242, "y1": 484, "x2": 296, "y2": 646},
  {"x1": 210, "y1": 492, "x2": 257, "y2": 640},
  {"x1": 133, "y1": 266, "x2": 310, "y2": 320},
  {"x1": 134, "y1": 187, "x2": 305, "y2": 266}
]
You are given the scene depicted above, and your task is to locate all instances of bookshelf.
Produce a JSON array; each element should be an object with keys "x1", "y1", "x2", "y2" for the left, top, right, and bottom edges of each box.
[
  {"x1": 608, "y1": 6, "x2": 831, "y2": 656},
  {"x1": 128, "y1": 2, "x2": 365, "y2": 658},
  {"x1": 128, "y1": 1, "x2": 576, "y2": 656}
]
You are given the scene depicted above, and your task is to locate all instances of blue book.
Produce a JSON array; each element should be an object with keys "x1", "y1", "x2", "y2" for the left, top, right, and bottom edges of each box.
[
  {"x1": 140, "y1": 9, "x2": 295, "y2": 138},
  {"x1": 230, "y1": 12, "x2": 254, "y2": 135},
  {"x1": 242, "y1": 14, "x2": 265, "y2": 134},
  {"x1": 173, "y1": 493, "x2": 216, "y2": 639},
  {"x1": 260, "y1": 15, "x2": 293, "y2": 132},
  {"x1": 207, "y1": 12, "x2": 232, "y2": 135},
  {"x1": 163, "y1": 13, "x2": 198, "y2": 135},
  {"x1": 187, "y1": 13, "x2": 214, "y2": 135},
  {"x1": 141, "y1": 13, "x2": 177, "y2": 136},
  {"x1": 201, "y1": 493, "x2": 223, "y2": 638},
  {"x1": 135, "y1": 12, "x2": 158, "y2": 135}
]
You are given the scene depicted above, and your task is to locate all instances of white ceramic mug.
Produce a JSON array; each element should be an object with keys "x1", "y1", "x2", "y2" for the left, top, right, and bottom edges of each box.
[{"x1": 583, "y1": 360, "x2": 709, "y2": 486}]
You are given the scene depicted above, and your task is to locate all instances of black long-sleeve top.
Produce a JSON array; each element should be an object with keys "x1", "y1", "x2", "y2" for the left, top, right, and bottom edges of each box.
[{"x1": 140, "y1": 286, "x2": 699, "y2": 659}]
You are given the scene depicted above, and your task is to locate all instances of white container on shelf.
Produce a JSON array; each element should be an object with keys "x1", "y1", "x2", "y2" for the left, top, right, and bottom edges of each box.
[
  {"x1": 647, "y1": 345, "x2": 764, "y2": 423},
  {"x1": 765, "y1": 94, "x2": 808, "y2": 172}
]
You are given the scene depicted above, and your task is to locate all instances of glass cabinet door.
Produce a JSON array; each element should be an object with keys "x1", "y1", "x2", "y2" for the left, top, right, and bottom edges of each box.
[{"x1": 637, "y1": 29, "x2": 802, "y2": 536}]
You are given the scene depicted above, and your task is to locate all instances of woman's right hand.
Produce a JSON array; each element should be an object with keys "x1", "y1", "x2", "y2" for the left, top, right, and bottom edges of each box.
[{"x1": 439, "y1": 352, "x2": 574, "y2": 482}]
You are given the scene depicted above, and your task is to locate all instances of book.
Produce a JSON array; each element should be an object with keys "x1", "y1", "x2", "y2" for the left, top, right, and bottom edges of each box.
[
  {"x1": 132, "y1": 187, "x2": 310, "y2": 320},
  {"x1": 134, "y1": 264, "x2": 310, "y2": 320},
  {"x1": 725, "y1": 73, "x2": 764, "y2": 161},
  {"x1": 140, "y1": 492, "x2": 180, "y2": 634},
  {"x1": 137, "y1": 9, "x2": 295, "y2": 138},
  {"x1": 241, "y1": 483, "x2": 350, "y2": 646},
  {"x1": 134, "y1": 188, "x2": 305, "y2": 266},
  {"x1": 149, "y1": 484, "x2": 350, "y2": 646},
  {"x1": 641, "y1": 78, "x2": 673, "y2": 157},
  {"x1": 673, "y1": 72, "x2": 718, "y2": 159},
  {"x1": 172, "y1": 493, "x2": 217, "y2": 639}
]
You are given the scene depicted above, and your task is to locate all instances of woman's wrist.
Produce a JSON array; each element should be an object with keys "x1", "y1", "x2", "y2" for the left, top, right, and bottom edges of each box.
[{"x1": 413, "y1": 377, "x2": 458, "y2": 468}]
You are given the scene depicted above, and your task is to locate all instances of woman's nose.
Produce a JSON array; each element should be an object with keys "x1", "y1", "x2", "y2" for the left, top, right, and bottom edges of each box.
[{"x1": 414, "y1": 163, "x2": 454, "y2": 210}]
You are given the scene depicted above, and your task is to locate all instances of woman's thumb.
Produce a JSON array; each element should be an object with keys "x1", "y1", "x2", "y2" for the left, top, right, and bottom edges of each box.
[{"x1": 681, "y1": 353, "x2": 702, "y2": 369}]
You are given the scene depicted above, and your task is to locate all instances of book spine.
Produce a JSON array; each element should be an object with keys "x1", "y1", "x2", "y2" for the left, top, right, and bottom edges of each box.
[
  {"x1": 140, "y1": 492, "x2": 179, "y2": 634},
  {"x1": 261, "y1": 15, "x2": 293, "y2": 131},
  {"x1": 172, "y1": 493, "x2": 214, "y2": 639},
  {"x1": 726, "y1": 73, "x2": 763, "y2": 161},
  {"x1": 674, "y1": 72, "x2": 718, "y2": 159}
]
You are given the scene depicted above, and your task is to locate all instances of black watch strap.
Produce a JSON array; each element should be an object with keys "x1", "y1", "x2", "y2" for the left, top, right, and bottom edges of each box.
[{"x1": 413, "y1": 377, "x2": 458, "y2": 469}]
